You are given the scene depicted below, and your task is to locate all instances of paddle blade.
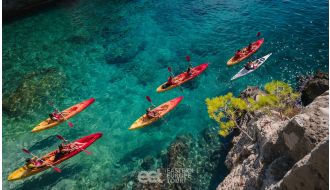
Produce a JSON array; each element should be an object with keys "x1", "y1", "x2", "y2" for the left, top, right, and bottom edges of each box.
[
  {"x1": 167, "y1": 67, "x2": 172, "y2": 72},
  {"x1": 22, "y1": 148, "x2": 30, "y2": 154},
  {"x1": 257, "y1": 32, "x2": 261, "y2": 37},
  {"x1": 84, "y1": 150, "x2": 92, "y2": 155},
  {"x1": 56, "y1": 135, "x2": 64, "y2": 140},
  {"x1": 146, "y1": 96, "x2": 152, "y2": 102},
  {"x1": 186, "y1": 55, "x2": 190, "y2": 62},
  {"x1": 68, "y1": 122, "x2": 74, "y2": 127},
  {"x1": 53, "y1": 167, "x2": 62, "y2": 173}
]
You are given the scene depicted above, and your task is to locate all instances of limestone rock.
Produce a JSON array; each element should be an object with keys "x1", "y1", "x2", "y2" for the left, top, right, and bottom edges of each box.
[
  {"x1": 270, "y1": 139, "x2": 329, "y2": 190},
  {"x1": 300, "y1": 71, "x2": 329, "y2": 106},
  {"x1": 217, "y1": 91, "x2": 329, "y2": 190}
]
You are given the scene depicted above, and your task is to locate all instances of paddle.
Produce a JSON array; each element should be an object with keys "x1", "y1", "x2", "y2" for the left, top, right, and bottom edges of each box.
[
  {"x1": 55, "y1": 135, "x2": 91, "y2": 155},
  {"x1": 186, "y1": 55, "x2": 192, "y2": 68},
  {"x1": 22, "y1": 148, "x2": 61, "y2": 173},
  {"x1": 146, "y1": 96, "x2": 156, "y2": 107},
  {"x1": 48, "y1": 101, "x2": 74, "y2": 127},
  {"x1": 167, "y1": 67, "x2": 184, "y2": 92},
  {"x1": 167, "y1": 67, "x2": 173, "y2": 76},
  {"x1": 257, "y1": 31, "x2": 261, "y2": 38},
  {"x1": 145, "y1": 96, "x2": 168, "y2": 124}
]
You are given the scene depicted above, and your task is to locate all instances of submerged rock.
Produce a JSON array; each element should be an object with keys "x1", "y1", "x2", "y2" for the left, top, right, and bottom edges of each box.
[
  {"x1": 3, "y1": 67, "x2": 66, "y2": 116},
  {"x1": 217, "y1": 91, "x2": 329, "y2": 190},
  {"x1": 66, "y1": 35, "x2": 91, "y2": 45},
  {"x1": 126, "y1": 128, "x2": 229, "y2": 190},
  {"x1": 166, "y1": 134, "x2": 192, "y2": 169},
  {"x1": 104, "y1": 41, "x2": 147, "y2": 65},
  {"x1": 141, "y1": 156, "x2": 155, "y2": 170}
]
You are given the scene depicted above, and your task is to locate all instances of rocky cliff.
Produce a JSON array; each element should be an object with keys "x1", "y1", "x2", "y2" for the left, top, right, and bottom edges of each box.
[
  {"x1": 217, "y1": 89, "x2": 329, "y2": 190},
  {"x1": 299, "y1": 71, "x2": 329, "y2": 106}
]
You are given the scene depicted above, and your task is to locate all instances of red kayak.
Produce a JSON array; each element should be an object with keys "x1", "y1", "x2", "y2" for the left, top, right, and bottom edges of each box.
[
  {"x1": 32, "y1": 98, "x2": 95, "y2": 132},
  {"x1": 156, "y1": 63, "x2": 209, "y2": 92},
  {"x1": 8, "y1": 133, "x2": 103, "y2": 181},
  {"x1": 227, "y1": 38, "x2": 264, "y2": 66}
]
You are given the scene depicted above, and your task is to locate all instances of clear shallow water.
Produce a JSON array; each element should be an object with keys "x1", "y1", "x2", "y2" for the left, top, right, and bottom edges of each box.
[{"x1": 2, "y1": 0, "x2": 328, "y2": 189}]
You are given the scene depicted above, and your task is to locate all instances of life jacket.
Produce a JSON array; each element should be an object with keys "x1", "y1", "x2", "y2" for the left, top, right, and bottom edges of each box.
[{"x1": 167, "y1": 77, "x2": 173, "y2": 85}]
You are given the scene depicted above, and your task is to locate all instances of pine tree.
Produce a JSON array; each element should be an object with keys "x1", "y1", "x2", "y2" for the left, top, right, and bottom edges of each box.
[
  {"x1": 206, "y1": 81, "x2": 300, "y2": 138},
  {"x1": 206, "y1": 93, "x2": 253, "y2": 140}
]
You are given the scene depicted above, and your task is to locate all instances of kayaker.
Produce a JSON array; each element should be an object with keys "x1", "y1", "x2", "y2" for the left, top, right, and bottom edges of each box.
[
  {"x1": 25, "y1": 158, "x2": 36, "y2": 169},
  {"x1": 53, "y1": 144, "x2": 71, "y2": 161},
  {"x1": 247, "y1": 43, "x2": 253, "y2": 51},
  {"x1": 234, "y1": 50, "x2": 241, "y2": 59},
  {"x1": 162, "y1": 76, "x2": 174, "y2": 89},
  {"x1": 25, "y1": 157, "x2": 43, "y2": 169},
  {"x1": 186, "y1": 65, "x2": 193, "y2": 76},
  {"x1": 146, "y1": 107, "x2": 158, "y2": 118},
  {"x1": 49, "y1": 109, "x2": 61, "y2": 121},
  {"x1": 244, "y1": 61, "x2": 257, "y2": 70}
]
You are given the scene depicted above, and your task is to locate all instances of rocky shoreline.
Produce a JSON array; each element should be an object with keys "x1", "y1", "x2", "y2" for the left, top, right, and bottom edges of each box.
[
  {"x1": 109, "y1": 73, "x2": 329, "y2": 190},
  {"x1": 217, "y1": 73, "x2": 329, "y2": 190}
]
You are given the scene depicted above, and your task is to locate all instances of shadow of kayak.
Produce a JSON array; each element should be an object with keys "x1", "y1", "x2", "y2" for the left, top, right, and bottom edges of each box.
[
  {"x1": 16, "y1": 164, "x2": 83, "y2": 190},
  {"x1": 29, "y1": 135, "x2": 60, "y2": 153}
]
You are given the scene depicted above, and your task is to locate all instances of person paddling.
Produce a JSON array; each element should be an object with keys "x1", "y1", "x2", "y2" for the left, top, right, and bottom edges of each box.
[
  {"x1": 244, "y1": 61, "x2": 257, "y2": 70},
  {"x1": 49, "y1": 109, "x2": 62, "y2": 121},
  {"x1": 247, "y1": 43, "x2": 253, "y2": 51},
  {"x1": 186, "y1": 55, "x2": 193, "y2": 76},
  {"x1": 25, "y1": 157, "x2": 43, "y2": 169},
  {"x1": 234, "y1": 50, "x2": 242, "y2": 59},
  {"x1": 162, "y1": 76, "x2": 174, "y2": 89},
  {"x1": 53, "y1": 143, "x2": 71, "y2": 162},
  {"x1": 145, "y1": 96, "x2": 159, "y2": 119},
  {"x1": 186, "y1": 65, "x2": 192, "y2": 76},
  {"x1": 25, "y1": 158, "x2": 36, "y2": 169},
  {"x1": 146, "y1": 107, "x2": 158, "y2": 118}
]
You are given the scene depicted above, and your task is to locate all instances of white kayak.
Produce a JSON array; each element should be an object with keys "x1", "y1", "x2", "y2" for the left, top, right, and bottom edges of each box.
[{"x1": 231, "y1": 53, "x2": 272, "y2": 81}]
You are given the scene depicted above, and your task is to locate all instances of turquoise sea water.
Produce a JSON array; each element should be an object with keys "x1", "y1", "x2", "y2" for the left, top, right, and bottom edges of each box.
[{"x1": 2, "y1": 0, "x2": 328, "y2": 189}]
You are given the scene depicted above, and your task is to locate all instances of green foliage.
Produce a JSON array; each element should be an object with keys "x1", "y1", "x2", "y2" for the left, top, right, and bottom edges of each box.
[
  {"x1": 206, "y1": 93, "x2": 247, "y2": 137},
  {"x1": 264, "y1": 80, "x2": 300, "y2": 102},
  {"x1": 218, "y1": 121, "x2": 235, "y2": 137},
  {"x1": 250, "y1": 94, "x2": 279, "y2": 110},
  {"x1": 206, "y1": 80, "x2": 300, "y2": 137}
]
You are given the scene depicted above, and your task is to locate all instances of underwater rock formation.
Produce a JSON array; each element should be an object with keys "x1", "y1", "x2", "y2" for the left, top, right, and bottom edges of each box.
[
  {"x1": 104, "y1": 41, "x2": 147, "y2": 65},
  {"x1": 2, "y1": 67, "x2": 66, "y2": 116},
  {"x1": 217, "y1": 91, "x2": 329, "y2": 190},
  {"x1": 118, "y1": 128, "x2": 229, "y2": 190}
]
